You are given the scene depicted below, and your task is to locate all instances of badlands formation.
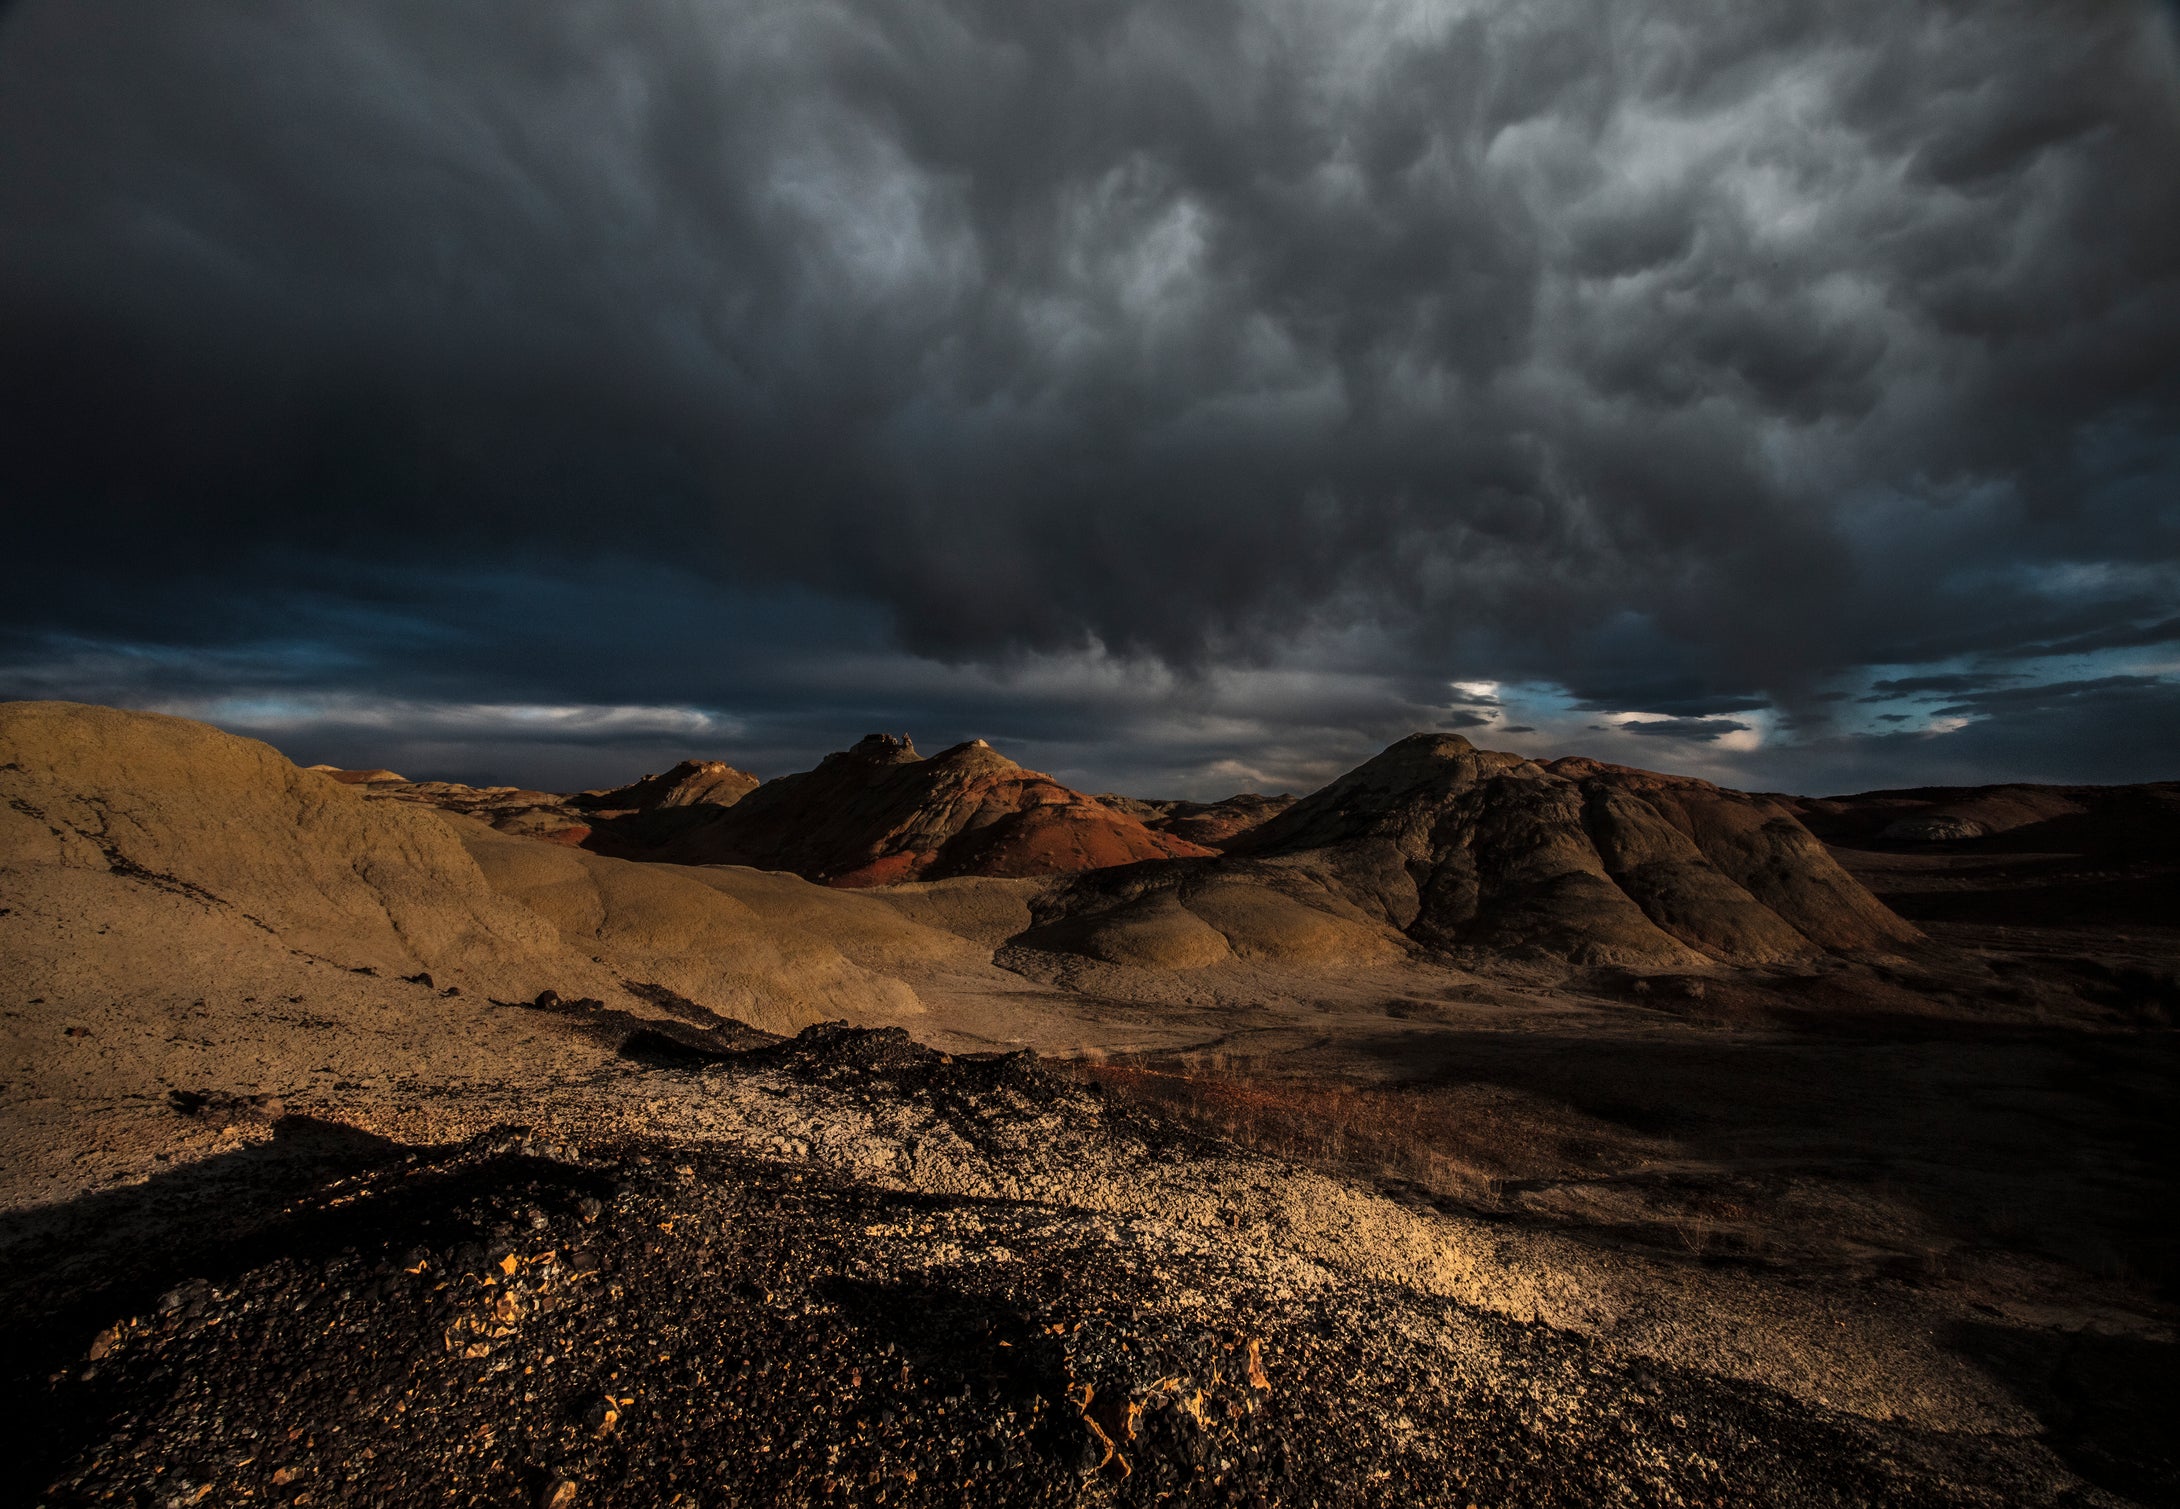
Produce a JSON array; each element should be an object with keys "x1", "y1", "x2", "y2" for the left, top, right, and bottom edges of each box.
[
  {"x1": 625, "y1": 733, "x2": 1217, "y2": 885},
  {"x1": 3, "y1": 700, "x2": 2175, "y2": 1507}
]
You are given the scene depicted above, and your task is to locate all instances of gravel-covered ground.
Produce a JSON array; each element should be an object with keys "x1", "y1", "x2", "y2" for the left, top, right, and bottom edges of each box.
[{"x1": 4, "y1": 1028, "x2": 2156, "y2": 1508}]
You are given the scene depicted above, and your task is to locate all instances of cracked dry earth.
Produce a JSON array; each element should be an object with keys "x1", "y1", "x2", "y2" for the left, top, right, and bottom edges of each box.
[{"x1": 4, "y1": 1028, "x2": 2141, "y2": 1508}]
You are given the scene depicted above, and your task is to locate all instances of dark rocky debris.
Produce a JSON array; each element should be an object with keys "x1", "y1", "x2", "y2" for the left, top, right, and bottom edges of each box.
[{"x1": 4, "y1": 1028, "x2": 2146, "y2": 1508}]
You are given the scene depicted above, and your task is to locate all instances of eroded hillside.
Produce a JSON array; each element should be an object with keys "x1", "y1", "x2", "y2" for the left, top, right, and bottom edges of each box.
[{"x1": 4, "y1": 702, "x2": 2175, "y2": 1507}]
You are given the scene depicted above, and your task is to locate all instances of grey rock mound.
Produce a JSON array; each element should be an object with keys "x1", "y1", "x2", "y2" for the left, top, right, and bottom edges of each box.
[{"x1": 1225, "y1": 735, "x2": 1914, "y2": 967}]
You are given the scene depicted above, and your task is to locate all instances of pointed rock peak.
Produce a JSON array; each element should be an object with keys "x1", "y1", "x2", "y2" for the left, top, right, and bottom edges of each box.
[
  {"x1": 846, "y1": 733, "x2": 920, "y2": 764},
  {"x1": 576, "y1": 756, "x2": 760, "y2": 811},
  {"x1": 1348, "y1": 730, "x2": 1484, "y2": 775}
]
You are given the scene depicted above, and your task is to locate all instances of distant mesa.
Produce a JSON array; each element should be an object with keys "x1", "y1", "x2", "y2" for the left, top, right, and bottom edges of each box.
[
  {"x1": 1879, "y1": 814, "x2": 1986, "y2": 843},
  {"x1": 1096, "y1": 792, "x2": 1297, "y2": 850},
  {"x1": 644, "y1": 733, "x2": 1216, "y2": 886},
  {"x1": 576, "y1": 758, "x2": 761, "y2": 813},
  {"x1": 323, "y1": 773, "x2": 599, "y2": 848},
  {"x1": 1784, "y1": 780, "x2": 2180, "y2": 858},
  {"x1": 306, "y1": 764, "x2": 406, "y2": 785},
  {"x1": 305, "y1": 756, "x2": 763, "y2": 851}
]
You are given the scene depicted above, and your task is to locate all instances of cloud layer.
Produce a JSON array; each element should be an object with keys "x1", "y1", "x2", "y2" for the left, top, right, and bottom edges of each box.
[{"x1": 1, "y1": 0, "x2": 2175, "y2": 792}]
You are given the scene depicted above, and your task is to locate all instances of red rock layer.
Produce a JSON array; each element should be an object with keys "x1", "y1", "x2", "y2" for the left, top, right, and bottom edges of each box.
[{"x1": 654, "y1": 735, "x2": 1213, "y2": 886}]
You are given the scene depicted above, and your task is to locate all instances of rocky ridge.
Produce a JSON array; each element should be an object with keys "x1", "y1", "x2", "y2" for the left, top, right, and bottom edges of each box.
[{"x1": 1223, "y1": 735, "x2": 1916, "y2": 967}]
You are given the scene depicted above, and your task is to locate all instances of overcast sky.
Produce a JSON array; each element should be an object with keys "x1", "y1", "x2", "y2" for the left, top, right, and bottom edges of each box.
[{"x1": 3, "y1": 0, "x2": 2176, "y2": 797}]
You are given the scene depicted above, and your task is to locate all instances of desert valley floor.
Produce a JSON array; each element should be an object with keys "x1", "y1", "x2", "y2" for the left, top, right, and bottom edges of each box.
[{"x1": 2, "y1": 700, "x2": 2174, "y2": 1507}]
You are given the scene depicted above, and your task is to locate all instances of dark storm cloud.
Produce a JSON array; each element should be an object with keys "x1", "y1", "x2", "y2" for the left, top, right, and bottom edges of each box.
[
  {"x1": 0, "y1": 0, "x2": 2176, "y2": 791},
  {"x1": 1618, "y1": 717, "x2": 1753, "y2": 741},
  {"x1": 1735, "y1": 676, "x2": 2180, "y2": 793},
  {"x1": 1928, "y1": 674, "x2": 2169, "y2": 718},
  {"x1": 1861, "y1": 672, "x2": 2026, "y2": 700},
  {"x1": 1565, "y1": 681, "x2": 1774, "y2": 719},
  {"x1": 1995, "y1": 616, "x2": 2180, "y2": 661}
]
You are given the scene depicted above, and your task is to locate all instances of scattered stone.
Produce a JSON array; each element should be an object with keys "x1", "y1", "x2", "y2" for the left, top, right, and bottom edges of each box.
[
  {"x1": 167, "y1": 1089, "x2": 285, "y2": 1126},
  {"x1": 7, "y1": 1061, "x2": 2109, "y2": 1509}
]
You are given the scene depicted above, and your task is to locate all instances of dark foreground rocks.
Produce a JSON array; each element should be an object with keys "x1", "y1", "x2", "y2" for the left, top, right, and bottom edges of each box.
[{"x1": 4, "y1": 1030, "x2": 2148, "y2": 1508}]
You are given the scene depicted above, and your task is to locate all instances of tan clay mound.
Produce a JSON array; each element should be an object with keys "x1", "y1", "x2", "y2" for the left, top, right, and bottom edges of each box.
[
  {"x1": 1, "y1": 702, "x2": 610, "y2": 991},
  {"x1": 1014, "y1": 860, "x2": 1408, "y2": 972},
  {"x1": 649, "y1": 734, "x2": 1214, "y2": 886},
  {"x1": 866, "y1": 876, "x2": 1044, "y2": 949},
  {"x1": 0, "y1": 702, "x2": 661, "y2": 1201},
  {"x1": 1227, "y1": 734, "x2": 1915, "y2": 966},
  {"x1": 577, "y1": 758, "x2": 760, "y2": 812},
  {"x1": 0, "y1": 702, "x2": 1028, "y2": 1202},
  {"x1": 1024, "y1": 887, "x2": 1240, "y2": 969},
  {"x1": 453, "y1": 827, "x2": 996, "y2": 1033}
]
